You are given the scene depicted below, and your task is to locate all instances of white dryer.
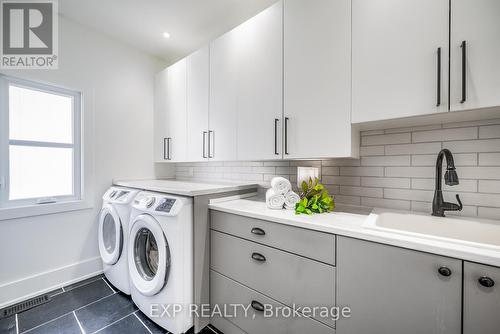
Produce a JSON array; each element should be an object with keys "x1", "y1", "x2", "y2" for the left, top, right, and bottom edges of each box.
[
  {"x1": 98, "y1": 186, "x2": 139, "y2": 295},
  {"x1": 128, "y1": 191, "x2": 193, "y2": 334}
]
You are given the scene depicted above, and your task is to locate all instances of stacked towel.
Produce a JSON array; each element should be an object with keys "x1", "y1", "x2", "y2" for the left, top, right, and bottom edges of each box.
[
  {"x1": 284, "y1": 191, "x2": 301, "y2": 210},
  {"x1": 270, "y1": 177, "x2": 291, "y2": 195},
  {"x1": 266, "y1": 188, "x2": 286, "y2": 210},
  {"x1": 266, "y1": 177, "x2": 300, "y2": 210}
]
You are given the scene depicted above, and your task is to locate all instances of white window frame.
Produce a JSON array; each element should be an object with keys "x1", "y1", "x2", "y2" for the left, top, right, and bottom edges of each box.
[{"x1": 0, "y1": 74, "x2": 82, "y2": 208}]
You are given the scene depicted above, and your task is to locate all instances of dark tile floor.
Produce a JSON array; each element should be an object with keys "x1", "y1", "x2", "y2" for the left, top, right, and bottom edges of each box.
[{"x1": 0, "y1": 275, "x2": 222, "y2": 334}]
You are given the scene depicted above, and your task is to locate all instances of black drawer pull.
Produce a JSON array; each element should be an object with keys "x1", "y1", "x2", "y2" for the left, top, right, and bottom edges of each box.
[
  {"x1": 251, "y1": 252, "x2": 266, "y2": 262},
  {"x1": 478, "y1": 276, "x2": 495, "y2": 288},
  {"x1": 251, "y1": 300, "x2": 265, "y2": 312},
  {"x1": 251, "y1": 227, "x2": 265, "y2": 236},
  {"x1": 438, "y1": 266, "x2": 452, "y2": 277}
]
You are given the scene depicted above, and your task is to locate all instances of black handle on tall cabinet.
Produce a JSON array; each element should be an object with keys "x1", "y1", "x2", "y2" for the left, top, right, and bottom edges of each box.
[
  {"x1": 203, "y1": 131, "x2": 207, "y2": 158},
  {"x1": 163, "y1": 138, "x2": 168, "y2": 160},
  {"x1": 284, "y1": 117, "x2": 289, "y2": 155},
  {"x1": 274, "y1": 118, "x2": 279, "y2": 155},
  {"x1": 461, "y1": 41, "x2": 467, "y2": 104},
  {"x1": 208, "y1": 130, "x2": 214, "y2": 158},
  {"x1": 436, "y1": 47, "x2": 442, "y2": 107}
]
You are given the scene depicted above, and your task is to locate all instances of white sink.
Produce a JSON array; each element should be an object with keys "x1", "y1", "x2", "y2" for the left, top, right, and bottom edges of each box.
[{"x1": 364, "y1": 210, "x2": 500, "y2": 250}]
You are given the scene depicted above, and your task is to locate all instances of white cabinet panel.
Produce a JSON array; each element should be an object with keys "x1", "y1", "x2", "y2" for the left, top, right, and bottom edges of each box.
[
  {"x1": 209, "y1": 27, "x2": 239, "y2": 161},
  {"x1": 186, "y1": 46, "x2": 209, "y2": 162},
  {"x1": 284, "y1": 0, "x2": 355, "y2": 158},
  {"x1": 154, "y1": 68, "x2": 168, "y2": 162},
  {"x1": 166, "y1": 59, "x2": 187, "y2": 162},
  {"x1": 450, "y1": 0, "x2": 500, "y2": 111},
  {"x1": 352, "y1": 0, "x2": 449, "y2": 123},
  {"x1": 236, "y1": 1, "x2": 283, "y2": 161}
]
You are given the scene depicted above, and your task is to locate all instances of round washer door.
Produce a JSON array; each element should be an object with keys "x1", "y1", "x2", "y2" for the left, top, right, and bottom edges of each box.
[
  {"x1": 128, "y1": 214, "x2": 170, "y2": 297},
  {"x1": 98, "y1": 204, "x2": 123, "y2": 265}
]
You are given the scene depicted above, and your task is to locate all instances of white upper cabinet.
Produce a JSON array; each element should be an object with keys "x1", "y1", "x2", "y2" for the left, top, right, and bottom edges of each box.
[
  {"x1": 284, "y1": 0, "x2": 355, "y2": 159},
  {"x1": 186, "y1": 46, "x2": 210, "y2": 162},
  {"x1": 236, "y1": 1, "x2": 283, "y2": 161},
  {"x1": 352, "y1": 0, "x2": 449, "y2": 123},
  {"x1": 450, "y1": 0, "x2": 500, "y2": 111},
  {"x1": 209, "y1": 25, "x2": 239, "y2": 161},
  {"x1": 154, "y1": 68, "x2": 169, "y2": 162},
  {"x1": 166, "y1": 59, "x2": 187, "y2": 162}
]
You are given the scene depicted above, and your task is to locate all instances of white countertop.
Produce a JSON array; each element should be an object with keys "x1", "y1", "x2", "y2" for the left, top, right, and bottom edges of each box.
[
  {"x1": 209, "y1": 196, "x2": 500, "y2": 267},
  {"x1": 113, "y1": 179, "x2": 258, "y2": 197}
]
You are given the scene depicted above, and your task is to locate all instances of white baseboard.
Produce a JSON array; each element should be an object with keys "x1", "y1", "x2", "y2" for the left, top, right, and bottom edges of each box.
[{"x1": 0, "y1": 256, "x2": 103, "y2": 309}]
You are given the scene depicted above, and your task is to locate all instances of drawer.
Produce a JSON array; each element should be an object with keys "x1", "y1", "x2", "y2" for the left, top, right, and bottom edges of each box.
[
  {"x1": 211, "y1": 316, "x2": 247, "y2": 334},
  {"x1": 211, "y1": 230, "x2": 336, "y2": 328},
  {"x1": 210, "y1": 270, "x2": 335, "y2": 334},
  {"x1": 210, "y1": 210, "x2": 336, "y2": 265}
]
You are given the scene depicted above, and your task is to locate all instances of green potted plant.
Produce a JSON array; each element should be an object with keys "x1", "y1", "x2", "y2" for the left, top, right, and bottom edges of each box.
[{"x1": 295, "y1": 177, "x2": 335, "y2": 215}]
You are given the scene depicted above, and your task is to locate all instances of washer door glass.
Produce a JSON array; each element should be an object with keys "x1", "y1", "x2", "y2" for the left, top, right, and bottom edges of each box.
[
  {"x1": 134, "y1": 228, "x2": 160, "y2": 281},
  {"x1": 98, "y1": 205, "x2": 122, "y2": 265},
  {"x1": 128, "y1": 214, "x2": 170, "y2": 296}
]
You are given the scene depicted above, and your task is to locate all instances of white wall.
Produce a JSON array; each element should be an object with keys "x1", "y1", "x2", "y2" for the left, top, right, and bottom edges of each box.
[{"x1": 0, "y1": 16, "x2": 166, "y2": 307}]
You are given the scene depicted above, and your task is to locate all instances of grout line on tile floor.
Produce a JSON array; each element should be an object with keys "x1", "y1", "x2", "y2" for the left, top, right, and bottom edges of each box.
[
  {"x1": 101, "y1": 278, "x2": 116, "y2": 293},
  {"x1": 20, "y1": 292, "x2": 117, "y2": 334},
  {"x1": 90, "y1": 312, "x2": 135, "y2": 334},
  {"x1": 73, "y1": 311, "x2": 86, "y2": 334},
  {"x1": 133, "y1": 311, "x2": 153, "y2": 334},
  {"x1": 15, "y1": 314, "x2": 19, "y2": 334},
  {"x1": 206, "y1": 325, "x2": 219, "y2": 334}
]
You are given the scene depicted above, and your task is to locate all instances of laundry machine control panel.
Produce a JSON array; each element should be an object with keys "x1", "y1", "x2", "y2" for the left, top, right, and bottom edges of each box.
[{"x1": 156, "y1": 198, "x2": 177, "y2": 213}]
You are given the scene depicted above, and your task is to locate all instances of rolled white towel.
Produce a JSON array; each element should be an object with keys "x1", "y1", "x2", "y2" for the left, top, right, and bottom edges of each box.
[
  {"x1": 271, "y1": 177, "x2": 291, "y2": 195},
  {"x1": 284, "y1": 191, "x2": 300, "y2": 210},
  {"x1": 266, "y1": 188, "x2": 286, "y2": 210}
]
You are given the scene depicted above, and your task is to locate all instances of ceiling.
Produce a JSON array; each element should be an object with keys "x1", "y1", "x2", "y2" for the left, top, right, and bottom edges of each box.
[{"x1": 59, "y1": 0, "x2": 279, "y2": 63}]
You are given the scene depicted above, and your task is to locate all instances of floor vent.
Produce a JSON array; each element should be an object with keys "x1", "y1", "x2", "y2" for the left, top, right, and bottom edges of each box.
[{"x1": 0, "y1": 295, "x2": 50, "y2": 319}]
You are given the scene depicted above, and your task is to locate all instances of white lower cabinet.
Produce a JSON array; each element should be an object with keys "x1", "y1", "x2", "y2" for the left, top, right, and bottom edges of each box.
[{"x1": 450, "y1": 0, "x2": 500, "y2": 111}]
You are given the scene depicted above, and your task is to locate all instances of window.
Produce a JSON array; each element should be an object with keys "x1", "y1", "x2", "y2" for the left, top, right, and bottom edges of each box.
[{"x1": 0, "y1": 75, "x2": 82, "y2": 207}]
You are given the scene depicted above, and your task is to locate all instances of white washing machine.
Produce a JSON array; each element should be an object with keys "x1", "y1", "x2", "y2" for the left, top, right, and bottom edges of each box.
[
  {"x1": 128, "y1": 191, "x2": 193, "y2": 334},
  {"x1": 98, "y1": 186, "x2": 139, "y2": 295}
]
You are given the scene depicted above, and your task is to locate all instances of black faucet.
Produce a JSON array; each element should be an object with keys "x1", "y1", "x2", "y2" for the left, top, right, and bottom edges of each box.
[{"x1": 432, "y1": 149, "x2": 463, "y2": 217}]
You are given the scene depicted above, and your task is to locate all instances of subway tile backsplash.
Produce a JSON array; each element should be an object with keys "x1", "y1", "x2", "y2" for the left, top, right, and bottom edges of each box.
[{"x1": 175, "y1": 118, "x2": 500, "y2": 220}]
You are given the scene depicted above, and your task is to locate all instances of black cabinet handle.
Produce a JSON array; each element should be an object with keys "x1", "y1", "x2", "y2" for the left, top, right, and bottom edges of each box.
[
  {"x1": 203, "y1": 131, "x2": 207, "y2": 158},
  {"x1": 163, "y1": 138, "x2": 171, "y2": 160},
  {"x1": 251, "y1": 227, "x2": 266, "y2": 236},
  {"x1": 461, "y1": 41, "x2": 467, "y2": 104},
  {"x1": 251, "y1": 252, "x2": 266, "y2": 262},
  {"x1": 438, "y1": 266, "x2": 452, "y2": 277},
  {"x1": 478, "y1": 276, "x2": 495, "y2": 288},
  {"x1": 251, "y1": 300, "x2": 265, "y2": 312},
  {"x1": 163, "y1": 138, "x2": 168, "y2": 160},
  {"x1": 208, "y1": 130, "x2": 214, "y2": 158},
  {"x1": 284, "y1": 117, "x2": 289, "y2": 155},
  {"x1": 436, "y1": 47, "x2": 441, "y2": 107},
  {"x1": 274, "y1": 118, "x2": 279, "y2": 155}
]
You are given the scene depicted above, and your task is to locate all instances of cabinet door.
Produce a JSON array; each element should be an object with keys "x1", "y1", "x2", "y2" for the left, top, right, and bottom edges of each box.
[
  {"x1": 209, "y1": 33, "x2": 238, "y2": 161},
  {"x1": 166, "y1": 59, "x2": 187, "y2": 162},
  {"x1": 236, "y1": 1, "x2": 282, "y2": 161},
  {"x1": 337, "y1": 237, "x2": 462, "y2": 334},
  {"x1": 450, "y1": 0, "x2": 500, "y2": 111},
  {"x1": 284, "y1": 0, "x2": 354, "y2": 159},
  {"x1": 352, "y1": 0, "x2": 449, "y2": 123},
  {"x1": 186, "y1": 46, "x2": 209, "y2": 162},
  {"x1": 154, "y1": 68, "x2": 169, "y2": 162},
  {"x1": 464, "y1": 262, "x2": 500, "y2": 334}
]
